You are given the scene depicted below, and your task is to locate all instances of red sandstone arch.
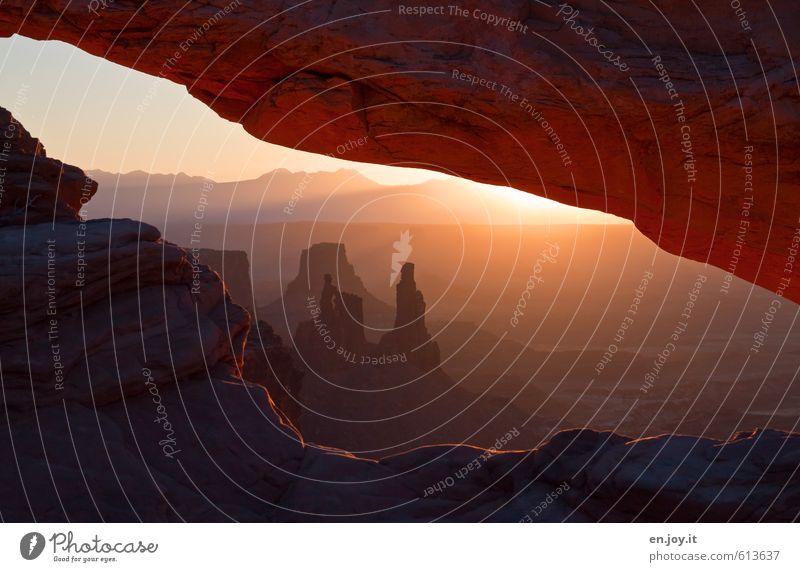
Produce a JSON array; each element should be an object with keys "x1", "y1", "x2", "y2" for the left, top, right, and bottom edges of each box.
[{"x1": 2, "y1": 0, "x2": 798, "y2": 300}]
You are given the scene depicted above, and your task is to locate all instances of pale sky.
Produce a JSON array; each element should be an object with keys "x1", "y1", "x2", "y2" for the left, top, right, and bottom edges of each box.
[{"x1": 0, "y1": 34, "x2": 626, "y2": 224}]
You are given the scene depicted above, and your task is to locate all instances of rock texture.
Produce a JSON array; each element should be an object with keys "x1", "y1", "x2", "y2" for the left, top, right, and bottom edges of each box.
[
  {"x1": 1, "y1": 1, "x2": 798, "y2": 299},
  {"x1": 292, "y1": 262, "x2": 438, "y2": 372}
]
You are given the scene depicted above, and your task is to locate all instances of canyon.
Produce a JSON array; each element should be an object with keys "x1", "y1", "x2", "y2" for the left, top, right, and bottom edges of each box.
[
  {"x1": 1, "y1": 1, "x2": 799, "y2": 522},
  {"x1": 1, "y1": 105, "x2": 798, "y2": 521},
  {"x1": 288, "y1": 255, "x2": 563, "y2": 458}
]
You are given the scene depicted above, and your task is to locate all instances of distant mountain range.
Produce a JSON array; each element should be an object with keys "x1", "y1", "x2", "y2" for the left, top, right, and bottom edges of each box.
[{"x1": 84, "y1": 168, "x2": 618, "y2": 226}]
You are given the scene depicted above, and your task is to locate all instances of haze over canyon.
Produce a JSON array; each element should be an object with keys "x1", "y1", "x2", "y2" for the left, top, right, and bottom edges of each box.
[{"x1": 0, "y1": 1, "x2": 798, "y2": 524}]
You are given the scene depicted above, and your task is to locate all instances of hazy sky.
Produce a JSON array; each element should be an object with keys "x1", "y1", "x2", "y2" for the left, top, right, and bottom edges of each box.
[{"x1": 0, "y1": 34, "x2": 626, "y2": 224}]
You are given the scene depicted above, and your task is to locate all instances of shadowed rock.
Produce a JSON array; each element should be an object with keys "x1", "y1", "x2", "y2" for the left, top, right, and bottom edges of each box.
[
  {"x1": 379, "y1": 263, "x2": 440, "y2": 371},
  {"x1": 188, "y1": 248, "x2": 256, "y2": 313},
  {"x1": 261, "y1": 242, "x2": 393, "y2": 336},
  {"x1": 0, "y1": 63, "x2": 799, "y2": 522}
]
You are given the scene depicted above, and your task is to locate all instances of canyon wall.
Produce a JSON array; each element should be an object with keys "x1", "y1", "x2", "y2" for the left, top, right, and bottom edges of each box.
[{"x1": 1, "y1": 1, "x2": 798, "y2": 299}]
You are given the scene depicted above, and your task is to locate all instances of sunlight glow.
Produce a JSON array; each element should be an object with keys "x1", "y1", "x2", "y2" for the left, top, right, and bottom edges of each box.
[{"x1": 0, "y1": 34, "x2": 627, "y2": 225}]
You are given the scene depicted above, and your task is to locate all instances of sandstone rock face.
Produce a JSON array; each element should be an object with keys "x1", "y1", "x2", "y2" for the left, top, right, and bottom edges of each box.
[
  {"x1": 293, "y1": 272, "x2": 371, "y2": 372},
  {"x1": 261, "y1": 242, "x2": 393, "y2": 336},
  {"x1": 0, "y1": 107, "x2": 96, "y2": 225},
  {"x1": 1, "y1": 12, "x2": 800, "y2": 520},
  {"x1": 1, "y1": 1, "x2": 798, "y2": 299},
  {"x1": 0, "y1": 218, "x2": 249, "y2": 411},
  {"x1": 189, "y1": 248, "x2": 256, "y2": 312},
  {"x1": 0, "y1": 106, "x2": 309, "y2": 521},
  {"x1": 379, "y1": 263, "x2": 440, "y2": 371}
]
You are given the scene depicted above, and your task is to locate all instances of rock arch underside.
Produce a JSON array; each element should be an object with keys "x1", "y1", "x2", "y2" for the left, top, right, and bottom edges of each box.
[{"x1": 1, "y1": 1, "x2": 799, "y2": 521}]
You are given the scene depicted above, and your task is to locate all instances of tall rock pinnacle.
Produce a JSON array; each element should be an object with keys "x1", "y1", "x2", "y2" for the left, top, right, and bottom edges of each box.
[{"x1": 381, "y1": 263, "x2": 440, "y2": 370}]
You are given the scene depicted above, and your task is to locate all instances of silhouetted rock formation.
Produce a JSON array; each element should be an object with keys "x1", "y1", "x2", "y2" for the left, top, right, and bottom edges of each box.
[
  {"x1": 180, "y1": 247, "x2": 301, "y2": 424},
  {"x1": 260, "y1": 242, "x2": 392, "y2": 337},
  {"x1": 297, "y1": 244, "x2": 366, "y2": 300},
  {"x1": 0, "y1": 107, "x2": 248, "y2": 412},
  {"x1": 379, "y1": 263, "x2": 440, "y2": 371},
  {"x1": 292, "y1": 264, "x2": 557, "y2": 458},
  {"x1": 294, "y1": 264, "x2": 441, "y2": 373},
  {"x1": 320, "y1": 278, "x2": 370, "y2": 353},
  {"x1": 293, "y1": 273, "x2": 371, "y2": 372}
]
